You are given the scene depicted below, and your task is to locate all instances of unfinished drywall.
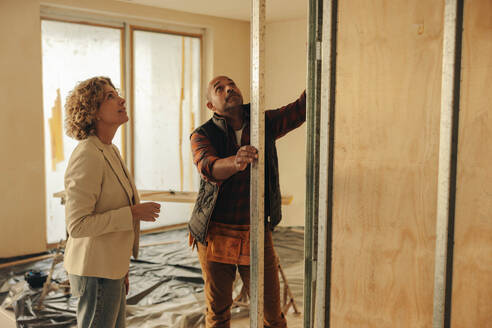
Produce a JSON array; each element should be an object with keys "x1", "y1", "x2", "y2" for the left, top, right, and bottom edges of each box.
[
  {"x1": 451, "y1": 0, "x2": 492, "y2": 326},
  {"x1": 0, "y1": 0, "x2": 250, "y2": 257},
  {"x1": 330, "y1": 1, "x2": 443, "y2": 327},
  {"x1": 0, "y1": 0, "x2": 47, "y2": 258},
  {"x1": 265, "y1": 18, "x2": 307, "y2": 227}
]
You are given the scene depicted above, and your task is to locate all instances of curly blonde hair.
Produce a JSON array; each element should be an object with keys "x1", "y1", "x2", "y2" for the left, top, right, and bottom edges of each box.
[{"x1": 64, "y1": 76, "x2": 116, "y2": 140}]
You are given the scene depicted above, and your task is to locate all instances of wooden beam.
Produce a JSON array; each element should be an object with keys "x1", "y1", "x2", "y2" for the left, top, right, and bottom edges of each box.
[
  {"x1": 54, "y1": 190, "x2": 293, "y2": 205},
  {"x1": 0, "y1": 254, "x2": 54, "y2": 270},
  {"x1": 47, "y1": 223, "x2": 187, "y2": 250},
  {"x1": 139, "y1": 240, "x2": 180, "y2": 248},
  {"x1": 179, "y1": 36, "x2": 185, "y2": 191},
  {"x1": 140, "y1": 223, "x2": 187, "y2": 235},
  {"x1": 250, "y1": 0, "x2": 266, "y2": 327},
  {"x1": 120, "y1": 27, "x2": 127, "y2": 161},
  {"x1": 127, "y1": 23, "x2": 135, "y2": 174}
]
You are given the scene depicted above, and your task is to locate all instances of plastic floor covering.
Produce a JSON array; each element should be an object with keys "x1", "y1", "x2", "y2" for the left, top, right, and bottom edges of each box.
[{"x1": 0, "y1": 226, "x2": 304, "y2": 328}]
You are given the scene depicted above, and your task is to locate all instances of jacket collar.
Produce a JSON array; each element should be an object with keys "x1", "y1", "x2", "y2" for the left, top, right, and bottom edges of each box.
[
  {"x1": 87, "y1": 134, "x2": 106, "y2": 150},
  {"x1": 87, "y1": 135, "x2": 138, "y2": 206},
  {"x1": 211, "y1": 103, "x2": 251, "y2": 133}
]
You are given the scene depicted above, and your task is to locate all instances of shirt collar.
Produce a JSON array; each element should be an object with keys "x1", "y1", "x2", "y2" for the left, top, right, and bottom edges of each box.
[{"x1": 211, "y1": 103, "x2": 251, "y2": 133}]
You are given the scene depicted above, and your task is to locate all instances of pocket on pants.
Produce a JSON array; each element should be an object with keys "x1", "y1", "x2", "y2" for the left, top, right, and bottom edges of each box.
[
  {"x1": 68, "y1": 274, "x2": 88, "y2": 298},
  {"x1": 207, "y1": 234, "x2": 241, "y2": 263},
  {"x1": 206, "y1": 223, "x2": 251, "y2": 265}
]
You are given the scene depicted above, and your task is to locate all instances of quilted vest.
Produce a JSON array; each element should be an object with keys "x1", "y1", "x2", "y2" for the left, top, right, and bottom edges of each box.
[{"x1": 188, "y1": 104, "x2": 282, "y2": 244}]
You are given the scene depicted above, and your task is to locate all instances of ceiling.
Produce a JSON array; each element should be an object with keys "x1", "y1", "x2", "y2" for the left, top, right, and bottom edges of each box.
[{"x1": 117, "y1": 0, "x2": 307, "y2": 22}]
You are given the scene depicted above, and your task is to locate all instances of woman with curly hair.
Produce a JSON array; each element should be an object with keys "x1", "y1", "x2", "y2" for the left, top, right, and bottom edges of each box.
[{"x1": 63, "y1": 76, "x2": 161, "y2": 327}]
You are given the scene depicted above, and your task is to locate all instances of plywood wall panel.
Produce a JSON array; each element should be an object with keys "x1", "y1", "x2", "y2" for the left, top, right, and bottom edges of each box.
[
  {"x1": 451, "y1": 0, "x2": 492, "y2": 326},
  {"x1": 330, "y1": 0, "x2": 443, "y2": 326}
]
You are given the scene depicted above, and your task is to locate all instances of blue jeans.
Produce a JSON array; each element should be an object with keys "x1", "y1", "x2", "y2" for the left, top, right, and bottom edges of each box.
[{"x1": 69, "y1": 274, "x2": 126, "y2": 328}]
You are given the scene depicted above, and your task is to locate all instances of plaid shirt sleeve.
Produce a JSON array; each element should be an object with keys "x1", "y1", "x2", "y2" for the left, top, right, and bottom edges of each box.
[
  {"x1": 266, "y1": 90, "x2": 306, "y2": 140},
  {"x1": 190, "y1": 131, "x2": 221, "y2": 184}
]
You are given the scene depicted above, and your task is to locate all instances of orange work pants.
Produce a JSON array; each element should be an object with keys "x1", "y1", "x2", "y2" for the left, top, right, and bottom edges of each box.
[{"x1": 197, "y1": 228, "x2": 287, "y2": 328}]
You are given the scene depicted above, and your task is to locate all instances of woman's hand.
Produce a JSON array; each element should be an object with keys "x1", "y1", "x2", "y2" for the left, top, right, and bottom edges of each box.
[{"x1": 130, "y1": 202, "x2": 161, "y2": 222}]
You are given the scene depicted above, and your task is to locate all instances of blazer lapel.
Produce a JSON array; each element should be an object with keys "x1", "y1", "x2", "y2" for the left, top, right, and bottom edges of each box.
[
  {"x1": 88, "y1": 136, "x2": 140, "y2": 259},
  {"x1": 88, "y1": 136, "x2": 133, "y2": 205},
  {"x1": 116, "y1": 146, "x2": 142, "y2": 259},
  {"x1": 120, "y1": 158, "x2": 140, "y2": 205}
]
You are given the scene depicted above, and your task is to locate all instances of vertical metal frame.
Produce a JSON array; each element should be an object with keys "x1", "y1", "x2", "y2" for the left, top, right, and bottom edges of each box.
[
  {"x1": 305, "y1": 0, "x2": 323, "y2": 325},
  {"x1": 432, "y1": 0, "x2": 464, "y2": 327},
  {"x1": 314, "y1": 0, "x2": 338, "y2": 326},
  {"x1": 250, "y1": 0, "x2": 266, "y2": 327}
]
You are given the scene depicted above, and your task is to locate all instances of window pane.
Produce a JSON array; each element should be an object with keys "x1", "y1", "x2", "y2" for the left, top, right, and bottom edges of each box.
[
  {"x1": 133, "y1": 30, "x2": 201, "y2": 229},
  {"x1": 41, "y1": 20, "x2": 123, "y2": 243}
]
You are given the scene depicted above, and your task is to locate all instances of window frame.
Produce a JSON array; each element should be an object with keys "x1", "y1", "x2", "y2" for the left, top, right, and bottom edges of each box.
[
  {"x1": 40, "y1": 10, "x2": 204, "y2": 247},
  {"x1": 129, "y1": 24, "x2": 203, "y2": 178}
]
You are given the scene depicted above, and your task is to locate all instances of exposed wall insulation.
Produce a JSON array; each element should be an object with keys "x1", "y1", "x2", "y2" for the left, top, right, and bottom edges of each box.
[
  {"x1": 451, "y1": 0, "x2": 492, "y2": 326},
  {"x1": 330, "y1": 1, "x2": 443, "y2": 327}
]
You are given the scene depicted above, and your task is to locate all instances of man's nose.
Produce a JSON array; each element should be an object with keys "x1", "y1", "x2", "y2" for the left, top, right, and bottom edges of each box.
[{"x1": 226, "y1": 86, "x2": 234, "y2": 94}]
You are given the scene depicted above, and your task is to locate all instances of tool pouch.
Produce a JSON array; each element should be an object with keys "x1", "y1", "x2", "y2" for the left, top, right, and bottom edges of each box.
[{"x1": 206, "y1": 222, "x2": 250, "y2": 265}]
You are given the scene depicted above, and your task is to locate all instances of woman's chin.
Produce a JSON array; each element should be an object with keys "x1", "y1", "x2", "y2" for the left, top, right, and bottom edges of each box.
[{"x1": 120, "y1": 115, "x2": 129, "y2": 124}]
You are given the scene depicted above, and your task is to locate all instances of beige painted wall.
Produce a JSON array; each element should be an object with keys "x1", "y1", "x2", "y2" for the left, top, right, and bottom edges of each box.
[
  {"x1": 265, "y1": 18, "x2": 307, "y2": 227},
  {"x1": 0, "y1": 0, "x2": 250, "y2": 257},
  {"x1": 0, "y1": 0, "x2": 47, "y2": 258}
]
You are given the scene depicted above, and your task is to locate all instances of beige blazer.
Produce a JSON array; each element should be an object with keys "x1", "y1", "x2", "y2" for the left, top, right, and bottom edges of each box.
[{"x1": 63, "y1": 136, "x2": 140, "y2": 279}]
